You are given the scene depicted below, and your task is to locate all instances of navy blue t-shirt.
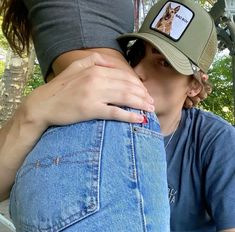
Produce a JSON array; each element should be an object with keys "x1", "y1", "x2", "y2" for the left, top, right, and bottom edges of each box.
[{"x1": 165, "y1": 108, "x2": 235, "y2": 231}]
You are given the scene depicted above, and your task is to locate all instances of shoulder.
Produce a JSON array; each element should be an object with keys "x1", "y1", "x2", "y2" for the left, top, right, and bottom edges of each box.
[
  {"x1": 181, "y1": 108, "x2": 235, "y2": 159},
  {"x1": 183, "y1": 108, "x2": 234, "y2": 136},
  {"x1": 184, "y1": 108, "x2": 231, "y2": 125}
]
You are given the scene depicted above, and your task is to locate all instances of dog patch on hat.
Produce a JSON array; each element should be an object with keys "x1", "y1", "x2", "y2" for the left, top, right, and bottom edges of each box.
[{"x1": 151, "y1": 1, "x2": 194, "y2": 41}]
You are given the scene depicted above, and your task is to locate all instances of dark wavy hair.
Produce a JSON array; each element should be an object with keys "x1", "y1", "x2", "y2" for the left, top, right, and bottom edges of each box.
[
  {"x1": 126, "y1": 39, "x2": 146, "y2": 68},
  {"x1": 0, "y1": 0, "x2": 30, "y2": 56}
]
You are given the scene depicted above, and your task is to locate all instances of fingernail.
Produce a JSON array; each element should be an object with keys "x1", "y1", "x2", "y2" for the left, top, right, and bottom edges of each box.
[
  {"x1": 142, "y1": 115, "x2": 148, "y2": 124},
  {"x1": 138, "y1": 115, "x2": 144, "y2": 122}
]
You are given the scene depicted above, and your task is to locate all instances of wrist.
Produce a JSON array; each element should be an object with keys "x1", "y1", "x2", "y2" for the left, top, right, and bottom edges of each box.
[
  {"x1": 19, "y1": 97, "x2": 49, "y2": 132},
  {"x1": 0, "y1": 104, "x2": 47, "y2": 170}
]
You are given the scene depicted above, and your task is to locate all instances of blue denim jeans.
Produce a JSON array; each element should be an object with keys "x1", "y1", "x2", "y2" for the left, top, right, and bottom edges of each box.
[{"x1": 10, "y1": 109, "x2": 170, "y2": 232}]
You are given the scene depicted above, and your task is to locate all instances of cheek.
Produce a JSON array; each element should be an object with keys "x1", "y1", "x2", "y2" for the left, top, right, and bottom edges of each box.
[
  {"x1": 144, "y1": 79, "x2": 188, "y2": 107},
  {"x1": 164, "y1": 84, "x2": 188, "y2": 102},
  {"x1": 144, "y1": 79, "x2": 175, "y2": 98},
  {"x1": 143, "y1": 81, "x2": 172, "y2": 111}
]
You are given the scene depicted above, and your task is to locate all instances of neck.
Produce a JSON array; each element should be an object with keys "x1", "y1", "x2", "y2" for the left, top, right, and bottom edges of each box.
[{"x1": 157, "y1": 108, "x2": 182, "y2": 136}]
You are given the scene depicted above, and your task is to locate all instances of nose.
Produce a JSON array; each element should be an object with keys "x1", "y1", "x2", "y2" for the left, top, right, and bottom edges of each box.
[{"x1": 133, "y1": 63, "x2": 147, "y2": 82}]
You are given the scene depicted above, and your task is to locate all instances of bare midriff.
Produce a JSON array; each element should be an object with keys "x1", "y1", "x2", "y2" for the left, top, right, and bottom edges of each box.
[{"x1": 47, "y1": 48, "x2": 134, "y2": 82}]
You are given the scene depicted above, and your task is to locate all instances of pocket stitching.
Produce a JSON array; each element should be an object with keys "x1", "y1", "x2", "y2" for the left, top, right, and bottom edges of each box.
[
  {"x1": 133, "y1": 126, "x2": 163, "y2": 139},
  {"x1": 12, "y1": 120, "x2": 104, "y2": 231},
  {"x1": 17, "y1": 150, "x2": 100, "y2": 179}
]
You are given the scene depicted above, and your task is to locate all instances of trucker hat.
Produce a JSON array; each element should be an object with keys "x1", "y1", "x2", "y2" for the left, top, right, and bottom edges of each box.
[{"x1": 118, "y1": 0, "x2": 218, "y2": 75}]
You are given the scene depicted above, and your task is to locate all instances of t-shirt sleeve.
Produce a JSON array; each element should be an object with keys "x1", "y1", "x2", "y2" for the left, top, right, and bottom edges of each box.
[
  {"x1": 203, "y1": 124, "x2": 235, "y2": 230},
  {"x1": 23, "y1": 0, "x2": 134, "y2": 78}
]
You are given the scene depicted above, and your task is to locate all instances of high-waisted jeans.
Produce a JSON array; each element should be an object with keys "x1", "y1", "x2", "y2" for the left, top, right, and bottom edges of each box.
[{"x1": 10, "y1": 109, "x2": 170, "y2": 232}]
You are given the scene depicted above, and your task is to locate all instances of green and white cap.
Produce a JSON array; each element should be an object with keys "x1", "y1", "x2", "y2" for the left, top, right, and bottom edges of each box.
[{"x1": 118, "y1": 0, "x2": 218, "y2": 75}]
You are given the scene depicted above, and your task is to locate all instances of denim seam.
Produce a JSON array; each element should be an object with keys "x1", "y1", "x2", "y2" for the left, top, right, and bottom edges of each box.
[
  {"x1": 16, "y1": 150, "x2": 100, "y2": 180},
  {"x1": 19, "y1": 202, "x2": 99, "y2": 232},
  {"x1": 129, "y1": 123, "x2": 137, "y2": 181},
  {"x1": 130, "y1": 124, "x2": 147, "y2": 232},
  {"x1": 133, "y1": 126, "x2": 163, "y2": 140},
  {"x1": 41, "y1": 125, "x2": 69, "y2": 138},
  {"x1": 96, "y1": 120, "x2": 105, "y2": 212}
]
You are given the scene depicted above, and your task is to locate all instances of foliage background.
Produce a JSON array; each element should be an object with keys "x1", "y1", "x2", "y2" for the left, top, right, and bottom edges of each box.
[{"x1": 202, "y1": 55, "x2": 234, "y2": 123}]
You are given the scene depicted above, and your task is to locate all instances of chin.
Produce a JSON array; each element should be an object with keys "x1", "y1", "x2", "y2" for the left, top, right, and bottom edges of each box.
[{"x1": 154, "y1": 108, "x2": 166, "y2": 116}]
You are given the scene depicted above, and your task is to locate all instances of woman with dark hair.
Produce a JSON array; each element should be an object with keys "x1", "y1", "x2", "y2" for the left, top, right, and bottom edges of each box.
[{"x1": 0, "y1": 0, "x2": 170, "y2": 231}]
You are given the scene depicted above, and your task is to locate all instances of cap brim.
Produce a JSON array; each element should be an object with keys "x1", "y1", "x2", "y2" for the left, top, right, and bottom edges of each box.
[{"x1": 118, "y1": 32, "x2": 195, "y2": 76}]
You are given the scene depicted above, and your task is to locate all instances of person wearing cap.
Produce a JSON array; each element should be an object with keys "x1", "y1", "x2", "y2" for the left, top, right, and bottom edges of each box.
[
  {"x1": 117, "y1": 0, "x2": 235, "y2": 231},
  {"x1": 1, "y1": 0, "x2": 171, "y2": 231}
]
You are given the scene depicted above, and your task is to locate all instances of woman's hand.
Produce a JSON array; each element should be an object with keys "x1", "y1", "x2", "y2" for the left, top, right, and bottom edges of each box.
[
  {"x1": 0, "y1": 53, "x2": 155, "y2": 201},
  {"x1": 23, "y1": 53, "x2": 155, "y2": 129}
]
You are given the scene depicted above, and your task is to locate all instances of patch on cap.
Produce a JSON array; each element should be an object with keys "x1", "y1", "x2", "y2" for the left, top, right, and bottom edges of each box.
[{"x1": 150, "y1": 1, "x2": 194, "y2": 41}]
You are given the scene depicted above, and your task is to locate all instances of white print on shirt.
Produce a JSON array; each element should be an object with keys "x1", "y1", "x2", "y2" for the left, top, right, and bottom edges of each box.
[
  {"x1": 168, "y1": 185, "x2": 177, "y2": 204},
  {"x1": 151, "y1": 1, "x2": 194, "y2": 40}
]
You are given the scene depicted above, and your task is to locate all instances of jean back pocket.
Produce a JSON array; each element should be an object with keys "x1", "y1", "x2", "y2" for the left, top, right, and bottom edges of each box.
[{"x1": 10, "y1": 120, "x2": 104, "y2": 232}]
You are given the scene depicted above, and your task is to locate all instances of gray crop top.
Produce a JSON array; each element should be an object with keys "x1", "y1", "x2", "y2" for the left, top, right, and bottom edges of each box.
[{"x1": 23, "y1": 0, "x2": 134, "y2": 78}]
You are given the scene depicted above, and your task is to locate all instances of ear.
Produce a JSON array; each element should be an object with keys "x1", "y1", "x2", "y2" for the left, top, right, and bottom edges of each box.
[
  {"x1": 174, "y1": 5, "x2": 180, "y2": 13},
  {"x1": 166, "y1": 3, "x2": 171, "y2": 10},
  {"x1": 187, "y1": 79, "x2": 202, "y2": 97}
]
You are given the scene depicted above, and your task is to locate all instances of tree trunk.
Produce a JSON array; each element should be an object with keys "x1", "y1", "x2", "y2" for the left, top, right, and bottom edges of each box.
[
  {"x1": 0, "y1": 48, "x2": 35, "y2": 128},
  {"x1": 134, "y1": 0, "x2": 158, "y2": 31},
  {"x1": 0, "y1": 79, "x2": 4, "y2": 111},
  {"x1": 134, "y1": 0, "x2": 141, "y2": 31}
]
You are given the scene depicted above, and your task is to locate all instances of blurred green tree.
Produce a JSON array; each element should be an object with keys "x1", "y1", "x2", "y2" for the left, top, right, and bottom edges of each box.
[{"x1": 201, "y1": 55, "x2": 234, "y2": 124}]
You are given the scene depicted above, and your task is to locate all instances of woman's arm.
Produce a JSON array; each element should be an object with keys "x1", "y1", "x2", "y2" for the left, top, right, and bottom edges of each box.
[
  {"x1": 0, "y1": 105, "x2": 47, "y2": 201},
  {"x1": 0, "y1": 53, "x2": 154, "y2": 201}
]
